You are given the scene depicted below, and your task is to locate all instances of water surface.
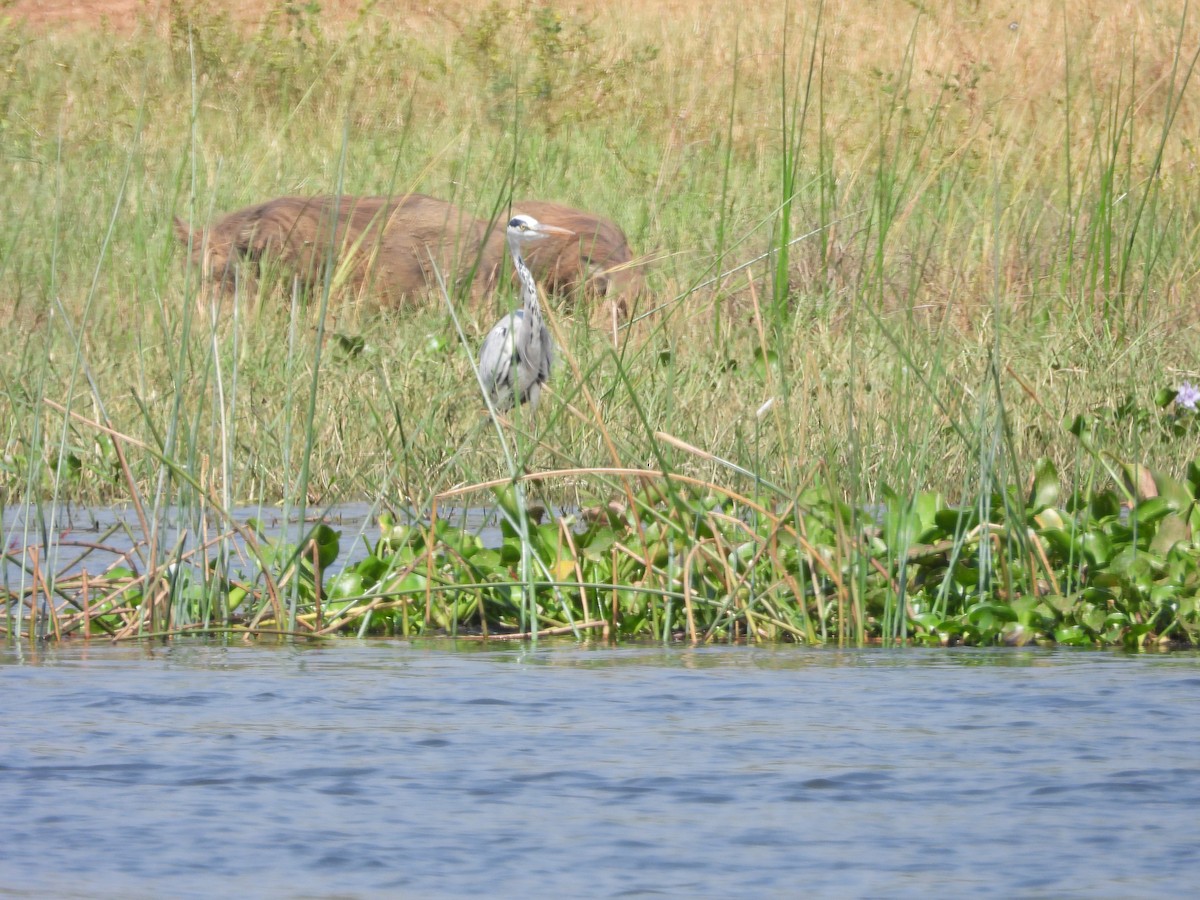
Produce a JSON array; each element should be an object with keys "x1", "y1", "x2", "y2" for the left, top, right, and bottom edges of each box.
[{"x1": 2, "y1": 643, "x2": 1198, "y2": 897}]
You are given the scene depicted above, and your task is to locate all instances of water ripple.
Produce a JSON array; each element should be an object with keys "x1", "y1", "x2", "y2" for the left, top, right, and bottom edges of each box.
[{"x1": 1, "y1": 644, "x2": 1199, "y2": 897}]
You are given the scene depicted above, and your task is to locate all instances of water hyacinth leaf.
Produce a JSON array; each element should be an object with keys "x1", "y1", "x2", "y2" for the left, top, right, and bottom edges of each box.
[
  {"x1": 441, "y1": 528, "x2": 482, "y2": 558},
  {"x1": 328, "y1": 572, "x2": 364, "y2": 601},
  {"x1": 1104, "y1": 547, "x2": 1160, "y2": 586},
  {"x1": 351, "y1": 554, "x2": 389, "y2": 584},
  {"x1": 1080, "y1": 604, "x2": 1109, "y2": 632},
  {"x1": 1149, "y1": 583, "x2": 1181, "y2": 607},
  {"x1": 1124, "y1": 623, "x2": 1156, "y2": 649},
  {"x1": 535, "y1": 522, "x2": 560, "y2": 556},
  {"x1": 1154, "y1": 386, "x2": 1178, "y2": 408},
  {"x1": 227, "y1": 586, "x2": 249, "y2": 611},
  {"x1": 311, "y1": 524, "x2": 340, "y2": 569},
  {"x1": 1027, "y1": 457, "x2": 1060, "y2": 511},
  {"x1": 934, "y1": 619, "x2": 966, "y2": 637},
  {"x1": 1078, "y1": 531, "x2": 1111, "y2": 568},
  {"x1": 472, "y1": 549, "x2": 501, "y2": 569},
  {"x1": 913, "y1": 492, "x2": 943, "y2": 531},
  {"x1": 1101, "y1": 612, "x2": 1131, "y2": 632},
  {"x1": 379, "y1": 522, "x2": 415, "y2": 552},
  {"x1": 1007, "y1": 594, "x2": 1036, "y2": 617},
  {"x1": 935, "y1": 506, "x2": 980, "y2": 535},
  {"x1": 1089, "y1": 490, "x2": 1122, "y2": 520},
  {"x1": 953, "y1": 562, "x2": 980, "y2": 586},
  {"x1": 1187, "y1": 461, "x2": 1200, "y2": 498},
  {"x1": 455, "y1": 595, "x2": 478, "y2": 622},
  {"x1": 1132, "y1": 496, "x2": 1172, "y2": 527},
  {"x1": 1149, "y1": 514, "x2": 1189, "y2": 557},
  {"x1": 1034, "y1": 507, "x2": 1065, "y2": 530},
  {"x1": 620, "y1": 589, "x2": 648, "y2": 617},
  {"x1": 1151, "y1": 470, "x2": 1194, "y2": 511},
  {"x1": 1054, "y1": 625, "x2": 1093, "y2": 646},
  {"x1": 967, "y1": 602, "x2": 1017, "y2": 634},
  {"x1": 1105, "y1": 521, "x2": 1134, "y2": 546},
  {"x1": 912, "y1": 612, "x2": 942, "y2": 632},
  {"x1": 580, "y1": 529, "x2": 616, "y2": 559},
  {"x1": 1038, "y1": 527, "x2": 1073, "y2": 559},
  {"x1": 388, "y1": 572, "x2": 426, "y2": 597}
]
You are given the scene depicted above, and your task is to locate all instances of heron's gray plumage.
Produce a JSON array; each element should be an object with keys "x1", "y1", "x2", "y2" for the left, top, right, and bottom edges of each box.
[{"x1": 478, "y1": 214, "x2": 572, "y2": 413}]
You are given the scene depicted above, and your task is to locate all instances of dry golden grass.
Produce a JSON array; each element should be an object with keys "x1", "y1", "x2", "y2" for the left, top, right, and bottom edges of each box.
[
  {"x1": 15, "y1": 0, "x2": 1196, "y2": 187},
  {"x1": 3, "y1": 0, "x2": 1199, "y2": 507}
]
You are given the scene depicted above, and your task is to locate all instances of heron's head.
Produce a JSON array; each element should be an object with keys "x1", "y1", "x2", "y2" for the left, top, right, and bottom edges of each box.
[{"x1": 507, "y1": 214, "x2": 574, "y2": 244}]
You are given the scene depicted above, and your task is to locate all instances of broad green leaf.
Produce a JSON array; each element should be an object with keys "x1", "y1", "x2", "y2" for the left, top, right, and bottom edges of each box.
[
  {"x1": 935, "y1": 506, "x2": 979, "y2": 534},
  {"x1": 311, "y1": 524, "x2": 340, "y2": 569},
  {"x1": 1150, "y1": 514, "x2": 1190, "y2": 557},
  {"x1": 1133, "y1": 496, "x2": 1172, "y2": 527},
  {"x1": 1152, "y1": 470, "x2": 1194, "y2": 511},
  {"x1": 327, "y1": 572, "x2": 364, "y2": 601},
  {"x1": 1028, "y1": 457, "x2": 1060, "y2": 510},
  {"x1": 1078, "y1": 531, "x2": 1111, "y2": 568}
]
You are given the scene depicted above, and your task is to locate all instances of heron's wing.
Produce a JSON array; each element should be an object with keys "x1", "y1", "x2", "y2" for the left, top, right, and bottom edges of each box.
[
  {"x1": 479, "y1": 315, "x2": 513, "y2": 391},
  {"x1": 538, "y1": 321, "x2": 553, "y2": 383}
]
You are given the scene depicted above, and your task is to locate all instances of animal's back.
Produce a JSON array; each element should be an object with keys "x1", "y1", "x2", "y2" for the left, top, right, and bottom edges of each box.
[{"x1": 175, "y1": 193, "x2": 490, "y2": 304}]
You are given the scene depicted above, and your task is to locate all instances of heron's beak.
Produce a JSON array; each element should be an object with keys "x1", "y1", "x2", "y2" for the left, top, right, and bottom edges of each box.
[{"x1": 533, "y1": 223, "x2": 574, "y2": 237}]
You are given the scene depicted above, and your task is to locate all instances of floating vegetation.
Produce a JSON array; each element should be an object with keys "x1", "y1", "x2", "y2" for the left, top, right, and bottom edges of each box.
[{"x1": 7, "y1": 437, "x2": 1200, "y2": 648}]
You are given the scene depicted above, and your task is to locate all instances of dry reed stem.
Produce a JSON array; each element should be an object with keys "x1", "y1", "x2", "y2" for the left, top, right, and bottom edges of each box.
[
  {"x1": 681, "y1": 542, "x2": 702, "y2": 643},
  {"x1": 454, "y1": 619, "x2": 609, "y2": 642},
  {"x1": 42, "y1": 397, "x2": 286, "y2": 619},
  {"x1": 81, "y1": 572, "x2": 91, "y2": 640},
  {"x1": 558, "y1": 517, "x2": 587, "y2": 626}
]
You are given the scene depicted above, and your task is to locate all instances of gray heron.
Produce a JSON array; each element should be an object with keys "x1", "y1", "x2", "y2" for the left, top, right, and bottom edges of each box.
[{"x1": 478, "y1": 214, "x2": 574, "y2": 413}]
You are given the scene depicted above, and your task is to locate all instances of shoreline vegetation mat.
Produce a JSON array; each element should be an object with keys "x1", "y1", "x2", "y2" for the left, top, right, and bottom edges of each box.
[{"x1": 3, "y1": 0, "x2": 1200, "y2": 646}]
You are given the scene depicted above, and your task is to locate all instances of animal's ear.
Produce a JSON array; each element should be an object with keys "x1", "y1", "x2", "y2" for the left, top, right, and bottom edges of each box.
[{"x1": 173, "y1": 216, "x2": 195, "y2": 245}]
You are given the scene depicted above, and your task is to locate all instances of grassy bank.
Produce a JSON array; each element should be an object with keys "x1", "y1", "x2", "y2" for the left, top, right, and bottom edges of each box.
[{"x1": 3, "y1": 0, "x2": 1200, "y2": 644}]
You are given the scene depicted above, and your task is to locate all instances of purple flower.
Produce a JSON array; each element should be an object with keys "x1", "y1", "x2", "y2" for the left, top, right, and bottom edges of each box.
[{"x1": 1176, "y1": 381, "x2": 1200, "y2": 412}]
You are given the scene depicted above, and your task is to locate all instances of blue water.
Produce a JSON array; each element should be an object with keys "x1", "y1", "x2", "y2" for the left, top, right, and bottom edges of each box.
[
  {"x1": 1, "y1": 643, "x2": 1198, "y2": 898},
  {"x1": 1, "y1": 503, "x2": 503, "y2": 592}
]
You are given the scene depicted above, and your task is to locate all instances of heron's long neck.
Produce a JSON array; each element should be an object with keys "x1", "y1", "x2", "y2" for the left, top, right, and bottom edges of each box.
[{"x1": 508, "y1": 235, "x2": 541, "y2": 321}]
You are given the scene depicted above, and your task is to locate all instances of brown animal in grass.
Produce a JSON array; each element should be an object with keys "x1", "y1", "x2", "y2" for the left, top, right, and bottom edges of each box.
[
  {"x1": 173, "y1": 194, "x2": 490, "y2": 305},
  {"x1": 480, "y1": 201, "x2": 644, "y2": 321}
]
